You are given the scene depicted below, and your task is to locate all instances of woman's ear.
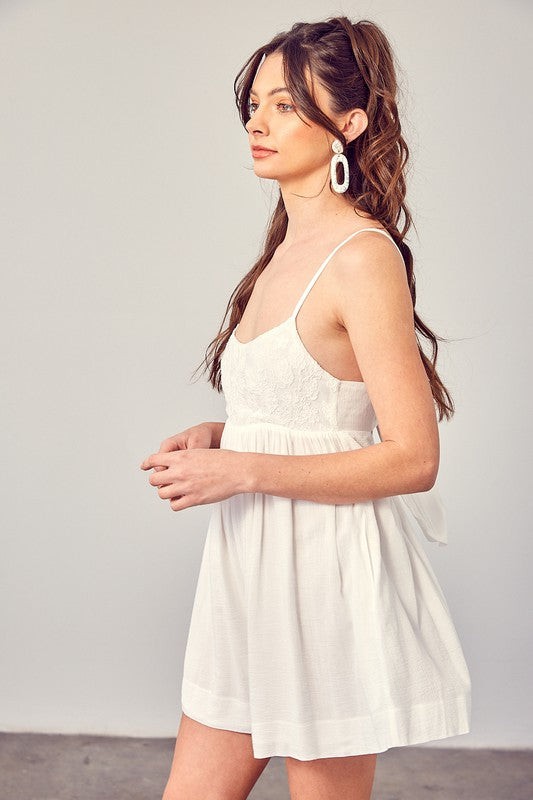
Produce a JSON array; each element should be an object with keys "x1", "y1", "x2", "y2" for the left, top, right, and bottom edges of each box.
[{"x1": 343, "y1": 108, "x2": 368, "y2": 143}]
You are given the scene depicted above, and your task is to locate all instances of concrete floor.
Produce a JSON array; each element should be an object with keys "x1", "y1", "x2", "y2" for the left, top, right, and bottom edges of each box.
[{"x1": 1, "y1": 733, "x2": 532, "y2": 800}]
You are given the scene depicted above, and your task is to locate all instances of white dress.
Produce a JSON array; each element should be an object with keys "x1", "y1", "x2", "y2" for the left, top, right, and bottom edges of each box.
[{"x1": 181, "y1": 228, "x2": 472, "y2": 760}]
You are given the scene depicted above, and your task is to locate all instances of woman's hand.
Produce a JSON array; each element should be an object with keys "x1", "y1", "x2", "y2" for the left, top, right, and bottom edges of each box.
[
  {"x1": 139, "y1": 446, "x2": 247, "y2": 511},
  {"x1": 145, "y1": 423, "x2": 216, "y2": 477},
  {"x1": 159, "y1": 423, "x2": 214, "y2": 454}
]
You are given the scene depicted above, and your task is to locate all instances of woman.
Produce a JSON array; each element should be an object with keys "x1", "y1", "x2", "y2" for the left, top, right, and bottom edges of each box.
[{"x1": 140, "y1": 16, "x2": 472, "y2": 800}]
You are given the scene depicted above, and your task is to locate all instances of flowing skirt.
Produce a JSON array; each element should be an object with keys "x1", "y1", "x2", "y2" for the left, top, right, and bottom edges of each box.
[{"x1": 180, "y1": 419, "x2": 471, "y2": 760}]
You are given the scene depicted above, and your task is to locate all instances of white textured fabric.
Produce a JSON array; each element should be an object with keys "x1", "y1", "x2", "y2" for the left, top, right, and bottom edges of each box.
[{"x1": 181, "y1": 228, "x2": 472, "y2": 760}]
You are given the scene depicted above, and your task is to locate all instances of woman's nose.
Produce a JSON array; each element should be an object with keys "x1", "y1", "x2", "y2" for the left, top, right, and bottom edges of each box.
[
  {"x1": 246, "y1": 108, "x2": 267, "y2": 134},
  {"x1": 246, "y1": 117, "x2": 264, "y2": 134}
]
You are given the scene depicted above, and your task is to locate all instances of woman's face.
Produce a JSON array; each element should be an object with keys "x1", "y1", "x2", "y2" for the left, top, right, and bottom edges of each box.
[{"x1": 245, "y1": 51, "x2": 340, "y2": 190}]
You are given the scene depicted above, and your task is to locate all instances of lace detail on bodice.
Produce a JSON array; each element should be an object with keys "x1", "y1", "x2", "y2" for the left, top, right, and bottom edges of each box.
[{"x1": 221, "y1": 318, "x2": 377, "y2": 431}]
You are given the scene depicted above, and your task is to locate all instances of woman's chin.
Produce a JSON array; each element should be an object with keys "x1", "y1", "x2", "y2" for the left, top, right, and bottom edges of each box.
[{"x1": 253, "y1": 165, "x2": 278, "y2": 179}]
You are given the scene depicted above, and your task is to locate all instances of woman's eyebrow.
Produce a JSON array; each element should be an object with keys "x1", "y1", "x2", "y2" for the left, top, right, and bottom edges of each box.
[{"x1": 249, "y1": 86, "x2": 291, "y2": 97}]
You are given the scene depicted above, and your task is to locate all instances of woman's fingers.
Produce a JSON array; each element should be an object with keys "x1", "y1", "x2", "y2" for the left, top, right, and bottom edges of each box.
[
  {"x1": 159, "y1": 437, "x2": 183, "y2": 452},
  {"x1": 149, "y1": 468, "x2": 174, "y2": 486},
  {"x1": 140, "y1": 452, "x2": 172, "y2": 470}
]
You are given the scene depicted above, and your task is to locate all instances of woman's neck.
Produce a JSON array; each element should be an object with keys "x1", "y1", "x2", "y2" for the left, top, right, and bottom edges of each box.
[{"x1": 279, "y1": 181, "x2": 371, "y2": 247}]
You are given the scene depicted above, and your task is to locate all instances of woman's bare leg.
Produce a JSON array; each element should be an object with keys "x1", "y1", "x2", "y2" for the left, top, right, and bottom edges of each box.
[
  {"x1": 285, "y1": 752, "x2": 377, "y2": 800},
  {"x1": 162, "y1": 712, "x2": 271, "y2": 800}
]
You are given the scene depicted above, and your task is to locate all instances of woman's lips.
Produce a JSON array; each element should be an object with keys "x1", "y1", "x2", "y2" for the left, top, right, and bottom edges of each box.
[{"x1": 252, "y1": 148, "x2": 276, "y2": 158}]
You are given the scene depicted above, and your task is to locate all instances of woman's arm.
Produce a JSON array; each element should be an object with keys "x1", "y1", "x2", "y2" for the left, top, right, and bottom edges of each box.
[
  {"x1": 239, "y1": 439, "x2": 436, "y2": 504},
  {"x1": 205, "y1": 421, "x2": 225, "y2": 448},
  {"x1": 236, "y1": 233, "x2": 440, "y2": 504}
]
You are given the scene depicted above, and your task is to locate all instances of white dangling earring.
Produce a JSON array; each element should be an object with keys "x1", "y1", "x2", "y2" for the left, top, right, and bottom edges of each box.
[{"x1": 330, "y1": 138, "x2": 349, "y2": 193}]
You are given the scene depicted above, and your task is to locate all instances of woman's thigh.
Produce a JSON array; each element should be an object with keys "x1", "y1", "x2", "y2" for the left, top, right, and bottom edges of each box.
[
  {"x1": 285, "y1": 752, "x2": 377, "y2": 800},
  {"x1": 162, "y1": 712, "x2": 271, "y2": 800}
]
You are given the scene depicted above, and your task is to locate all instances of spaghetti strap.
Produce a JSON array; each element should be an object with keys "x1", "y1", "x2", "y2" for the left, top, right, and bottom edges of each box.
[{"x1": 291, "y1": 227, "x2": 402, "y2": 319}]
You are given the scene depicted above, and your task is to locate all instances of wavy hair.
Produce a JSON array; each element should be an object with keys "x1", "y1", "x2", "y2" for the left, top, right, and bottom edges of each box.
[{"x1": 192, "y1": 16, "x2": 454, "y2": 421}]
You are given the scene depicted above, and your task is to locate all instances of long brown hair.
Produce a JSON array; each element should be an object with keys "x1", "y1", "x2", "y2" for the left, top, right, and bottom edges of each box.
[{"x1": 192, "y1": 16, "x2": 454, "y2": 422}]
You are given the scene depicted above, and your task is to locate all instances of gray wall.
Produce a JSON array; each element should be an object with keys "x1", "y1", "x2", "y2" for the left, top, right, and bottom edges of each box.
[{"x1": 1, "y1": 0, "x2": 531, "y2": 748}]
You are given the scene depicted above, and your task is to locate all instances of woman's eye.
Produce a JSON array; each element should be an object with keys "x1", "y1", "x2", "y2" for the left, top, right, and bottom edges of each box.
[{"x1": 247, "y1": 100, "x2": 294, "y2": 114}]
